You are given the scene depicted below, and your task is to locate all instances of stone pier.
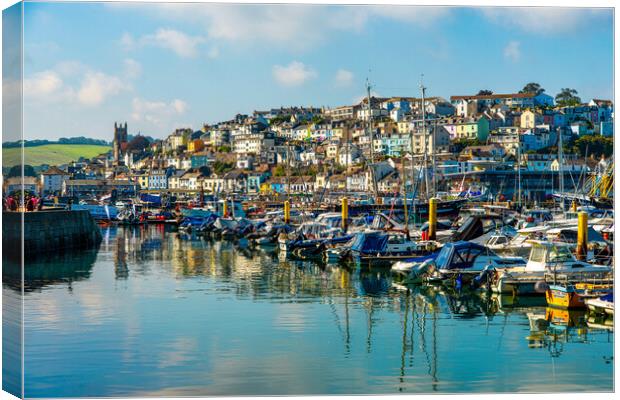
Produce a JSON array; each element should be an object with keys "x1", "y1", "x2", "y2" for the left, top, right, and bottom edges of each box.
[{"x1": 2, "y1": 210, "x2": 102, "y2": 259}]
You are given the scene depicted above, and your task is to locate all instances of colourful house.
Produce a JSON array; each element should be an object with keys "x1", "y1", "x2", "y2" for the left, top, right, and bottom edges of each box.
[{"x1": 450, "y1": 116, "x2": 489, "y2": 141}]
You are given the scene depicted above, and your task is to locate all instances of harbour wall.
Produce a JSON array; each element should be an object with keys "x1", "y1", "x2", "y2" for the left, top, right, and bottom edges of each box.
[{"x1": 2, "y1": 210, "x2": 102, "y2": 258}]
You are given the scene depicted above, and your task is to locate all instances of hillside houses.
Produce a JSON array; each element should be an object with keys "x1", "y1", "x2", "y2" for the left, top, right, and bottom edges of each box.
[{"x1": 21, "y1": 86, "x2": 612, "y2": 199}]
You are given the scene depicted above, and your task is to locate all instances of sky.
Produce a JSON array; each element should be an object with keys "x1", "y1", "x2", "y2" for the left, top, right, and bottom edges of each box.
[{"x1": 13, "y1": 3, "x2": 615, "y2": 141}]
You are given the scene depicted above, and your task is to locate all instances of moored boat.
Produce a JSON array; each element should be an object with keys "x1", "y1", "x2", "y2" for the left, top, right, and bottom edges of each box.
[
  {"x1": 492, "y1": 241, "x2": 612, "y2": 296},
  {"x1": 545, "y1": 273, "x2": 613, "y2": 309},
  {"x1": 585, "y1": 292, "x2": 614, "y2": 316}
]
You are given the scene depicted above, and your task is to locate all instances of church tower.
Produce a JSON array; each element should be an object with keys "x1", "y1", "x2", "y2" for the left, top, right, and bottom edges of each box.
[{"x1": 113, "y1": 122, "x2": 128, "y2": 165}]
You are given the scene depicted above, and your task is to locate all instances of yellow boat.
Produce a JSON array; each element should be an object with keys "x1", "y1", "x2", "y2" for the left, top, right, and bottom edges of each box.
[{"x1": 545, "y1": 280, "x2": 613, "y2": 309}]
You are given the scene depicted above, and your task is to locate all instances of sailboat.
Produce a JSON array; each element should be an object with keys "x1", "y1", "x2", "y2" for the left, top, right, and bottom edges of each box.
[
  {"x1": 333, "y1": 76, "x2": 473, "y2": 222},
  {"x1": 552, "y1": 132, "x2": 613, "y2": 210}
]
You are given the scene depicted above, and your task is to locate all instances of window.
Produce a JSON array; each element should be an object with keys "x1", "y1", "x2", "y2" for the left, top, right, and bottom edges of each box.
[{"x1": 529, "y1": 246, "x2": 546, "y2": 263}]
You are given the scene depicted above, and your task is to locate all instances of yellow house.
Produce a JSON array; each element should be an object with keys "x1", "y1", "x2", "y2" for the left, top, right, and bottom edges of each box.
[
  {"x1": 188, "y1": 139, "x2": 205, "y2": 153},
  {"x1": 136, "y1": 173, "x2": 149, "y2": 190},
  {"x1": 259, "y1": 182, "x2": 271, "y2": 194},
  {"x1": 520, "y1": 110, "x2": 542, "y2": 129}
]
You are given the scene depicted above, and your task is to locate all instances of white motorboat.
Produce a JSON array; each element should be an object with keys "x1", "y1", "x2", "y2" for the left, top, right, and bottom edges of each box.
[{"x1": 491, "y1": 241, "x2": 612, "y2": 295}]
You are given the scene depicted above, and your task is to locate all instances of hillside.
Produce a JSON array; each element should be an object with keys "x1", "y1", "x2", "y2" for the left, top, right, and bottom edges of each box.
[{"x1": 2, "y1": 144, "x2": 111, "y2": 167}]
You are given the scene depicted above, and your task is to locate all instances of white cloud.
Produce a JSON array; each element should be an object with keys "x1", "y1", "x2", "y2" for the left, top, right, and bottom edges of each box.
[
  {"x1": 108, "y1": 4, "x2": 451, "y2": 49},
  {"x1": 335, "y1": 69, "x2": 354, "y2": 86},
  {"x1": 23, "y1": 70, "x2": 63, "y2": 98},
  {"x1": 503, "y1": 41, "x2": 521, "y2": 62},
  {"x1": 272, "y1": 61, "x2": 317, "y2": 87},
  {"x1": 481, "y1": 8, "x2": 609, "y2": 35},
  {"x1": 24, "y1": 58, "x2": 143, "y2": 107},
  {"x1": 143, "y1": 28, "x2": 205, "y2": 58},
  {"x1": 77, "y1": 72, "x2": 124, "y2": 106},
  {"x1": 131, "y1": 97, "x2": 187, "y2": 126},
  {"x1": 122, "y1": 29, "x2": 206, "y2": 58},
  {"x1": 124, "y1": 58, "x2": 142, "y2": 79}
]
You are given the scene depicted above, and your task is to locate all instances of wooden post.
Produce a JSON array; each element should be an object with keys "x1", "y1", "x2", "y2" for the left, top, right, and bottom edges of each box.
[
  {"x1": 284, "y1": 200, "x2": 290, "y2": 224},
  {"x1": 341, "y1": 197, "x2": 348, "y2": 232},
  {"x1": 222, "y1": 200, "x2": 228, "y2": 218},
  {"x1": 428, "y1": 197, "x2": 437, "y2": 241},
  {"x1": 576, "y1": 211, "x2": 588, "y2": 261}
]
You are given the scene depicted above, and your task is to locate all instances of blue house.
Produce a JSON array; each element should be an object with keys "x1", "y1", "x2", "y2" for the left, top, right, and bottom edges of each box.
[{"x1": 191, "y1": 151, "x2": 212, "y2": 168}]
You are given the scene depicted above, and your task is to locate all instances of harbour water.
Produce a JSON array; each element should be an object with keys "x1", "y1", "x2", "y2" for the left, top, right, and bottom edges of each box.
[{"x1": 4, "y1": 224, "x2": 614, "y2": 397}]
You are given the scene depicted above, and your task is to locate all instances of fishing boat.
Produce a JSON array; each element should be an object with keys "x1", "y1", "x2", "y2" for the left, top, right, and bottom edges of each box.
[{"x1": 545, "y1": 273, "x2": 613, "y2": 309}]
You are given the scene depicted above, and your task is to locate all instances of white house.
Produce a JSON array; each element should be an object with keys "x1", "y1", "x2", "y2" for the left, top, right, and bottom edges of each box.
[{"x1": 40, "y1": 166, "x2": 70, "y2": 195}]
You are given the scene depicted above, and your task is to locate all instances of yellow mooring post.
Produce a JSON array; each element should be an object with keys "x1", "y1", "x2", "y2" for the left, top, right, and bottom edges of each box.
[
  {"x1": 284, "y1": 200, "x2": 290, "y2": 224},
  {"x1": 571, "y1": 200, "x2": 578, "y2": 212},
  {"x1": 576, "y1": 211, "x2": 588, "y2": 261},
  {"x1": 428, "y1": 197, "x2": 437, "y2": 241},
  {"x1": 341, "y1": 197, "x2": 348, "y2": 232},
  {"x1": 222, "y1": 200, "x2": 228, "y2": 218}
]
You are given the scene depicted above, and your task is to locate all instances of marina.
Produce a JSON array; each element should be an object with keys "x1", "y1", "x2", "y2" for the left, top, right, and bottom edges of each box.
[
  {"x1": 3, "y1": 223, "x2": 614, "y2": 397},
  {"x1": 2, "y1": 3, "x2": 615, "y2": 397}
]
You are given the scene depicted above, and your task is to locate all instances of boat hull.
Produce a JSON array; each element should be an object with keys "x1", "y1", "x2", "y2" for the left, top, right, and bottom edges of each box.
[{"x1": 545, "y1": 286, "x2": 586, "y2": 309}]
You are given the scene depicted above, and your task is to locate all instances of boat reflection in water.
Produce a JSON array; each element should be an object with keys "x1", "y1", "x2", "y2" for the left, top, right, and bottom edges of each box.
[{"x1": 16, "y1": 225, "x2": 614, "y2": 397}]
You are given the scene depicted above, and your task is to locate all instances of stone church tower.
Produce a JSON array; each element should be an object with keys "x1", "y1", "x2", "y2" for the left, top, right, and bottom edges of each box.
[{"x1": 113, "y1": 122, "x2": 128, "y2": 165}]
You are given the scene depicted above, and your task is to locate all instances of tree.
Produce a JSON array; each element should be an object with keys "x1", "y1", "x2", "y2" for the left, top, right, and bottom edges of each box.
[
  {"x1": 569, "y1": 135, "x2": 613, "y2": 158},
  {"x1": 273, "y1": 165, "x2": 286, "y2": 177},
  {"x1": 7, "y1": 164, "x2": 36, "y2": 177},
  {"x1": 126, "y1": 135, "x2": 150, "y2": 152},
  {"x1": 311, "y1": 115, "x2": 324, "y2": 124},
  {"x1": 555, "y1": 88, "x2": 581, "y2": 107},
  {"x1": 213, "y1": 161, "x2": 234, "y2": 174},
  {"x1": 519, "y1": 82, "x2": 545, "y2": 96},
  {"x1": 477, "y1": 90, "x2": 493, "y2": 96}
]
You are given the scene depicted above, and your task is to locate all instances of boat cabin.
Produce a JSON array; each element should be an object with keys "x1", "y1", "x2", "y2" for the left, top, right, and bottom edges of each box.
[
  {"x1": 434, "y1": 241, "x2": 525, "y2": 273},
  {"x1": 523, "y1": 241, "x2": 610, "y2": 272}
]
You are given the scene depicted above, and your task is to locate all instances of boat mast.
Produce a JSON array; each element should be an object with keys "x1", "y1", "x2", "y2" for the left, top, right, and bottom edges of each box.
[
  {"x1": 286, "y1": 133, "x2": 291, "y2": 203},
  {"x1": 345, "y1": 123, "x2": 350, "y2": 194},
  {"x1": 558, "y1": 127, "x2": 565, "y2": 210},
  {"x1": 401, "y1": 156, "x2": 409, "y2": 237},
  {"x1": 408, "y1": 103, "x2": 417, "y2": 225},
  {"x1": 517, "y1": 131, "x2": 522, "y2": 208},
  {"x1": 432, "y1": 119, "x2": 437, "y2": 197},
  {"x1": 420, "y1": 76, "x2": 430, "y2": 200},
  {"x1": 366, "y1": 77, "x2": 379, "y2": 199},
  {"x1": 367, "y1": 77, "x2": 374, "y2": 165}
]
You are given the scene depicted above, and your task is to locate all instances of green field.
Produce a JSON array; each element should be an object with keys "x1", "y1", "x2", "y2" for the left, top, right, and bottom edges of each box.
[{"x1": 2, "y1": 144, "x2": 111, "y2": 167}]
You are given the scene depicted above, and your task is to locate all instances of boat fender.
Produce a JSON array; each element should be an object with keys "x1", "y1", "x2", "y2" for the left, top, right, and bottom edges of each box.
[
  {"x1": 534, "y1": 281, "x2": 549, "y2": 293},
  {"x1": 455, "y1": 274, "x2": 463, "y2": 290},
  {"x1": 473, "y1": 266, "x2": 493, "y2": 288}
]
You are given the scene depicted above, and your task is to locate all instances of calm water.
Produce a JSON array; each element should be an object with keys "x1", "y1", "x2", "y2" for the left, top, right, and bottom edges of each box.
[{"x1": 3, "y1": 224, "x2": 614, "y2": 397}]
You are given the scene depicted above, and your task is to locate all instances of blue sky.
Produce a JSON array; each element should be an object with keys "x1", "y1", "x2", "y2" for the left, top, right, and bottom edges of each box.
[{"x1": 18, "y1": 3, "x2": 613, "y2": 141}]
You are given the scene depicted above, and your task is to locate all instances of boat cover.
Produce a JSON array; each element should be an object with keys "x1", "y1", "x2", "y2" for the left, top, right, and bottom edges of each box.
[
  {"x1": 140, "y1": 193, "x2": 162, "y2": 206},
  {"x1": 435, "y1": 241, "x2": 494, "y2": 270},
  {"x1": 350, "y1": 232, "x2": 389, "y2": 254}
]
